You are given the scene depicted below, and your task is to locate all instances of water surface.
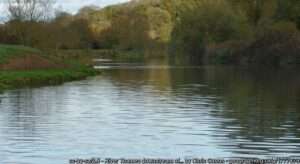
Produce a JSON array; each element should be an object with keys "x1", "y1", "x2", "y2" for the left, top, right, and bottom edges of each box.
[{"x1": 0, "y1": 58, "x2": 300, "y2": 163}]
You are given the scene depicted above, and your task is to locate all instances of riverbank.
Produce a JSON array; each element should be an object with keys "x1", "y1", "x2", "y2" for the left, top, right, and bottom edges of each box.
[
  {"x1": 55, "y1": 49, "x2": 146, "y2": 62},
  {"x1": 0, "y1": 44, "x2": 100, "y2": 91},
  {"x1": 0, "y1": 68, "x2": 98, "y2": 90}
]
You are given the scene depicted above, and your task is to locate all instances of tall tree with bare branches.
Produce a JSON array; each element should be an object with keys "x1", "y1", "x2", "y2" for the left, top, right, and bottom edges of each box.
[{"x1": 7, "y1": 0, "x2": 55, "y2": 21}]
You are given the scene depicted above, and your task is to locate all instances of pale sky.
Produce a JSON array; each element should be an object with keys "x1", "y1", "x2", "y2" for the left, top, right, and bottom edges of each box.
[
  {"x1": 0, "y1": 0, "x2": 130, "y2": 20},
  {"x1": 54, "y1": 0, "x2": 130, "y2": 13}
]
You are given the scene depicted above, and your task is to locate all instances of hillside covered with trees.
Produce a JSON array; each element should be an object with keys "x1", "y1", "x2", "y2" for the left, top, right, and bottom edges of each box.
[{"x1": 0, "y1": 0, "x2": 299, "y2": 66}]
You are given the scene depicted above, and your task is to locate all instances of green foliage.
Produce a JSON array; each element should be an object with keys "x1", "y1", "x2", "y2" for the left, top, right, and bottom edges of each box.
[
  {"x1": 0, "y1": 67, "x2": 99, "y2": 90},
  {"x1": 268, "y1": 21, "x2": 299, "y2": 34},
  {"x1": 275, "y1": 0, "x2": 300, "y2": 29},
  {"x1": 169, "y1": 0, "x2": 300, "y2": 65},
  {"x1": 0, "y1": 17, "x2": 94, "y2": 50},
  {"x1": 239, "y1": 21, "x2": 300, "y2": 66},
  {"x1": 170, "y1": 0, "x2": 250, "y2": 62},
  {"x1": 228, "y1": 0, "x2": 277, "y2": 26},
  {"x1": 0, "y1": 0, "x2": 300, "y2": 66},
  {"x1": 147, "y1": 6, "x2": 173, "y2": 43},
  {"x1": 82, "y1": 0, "x2": 174, "y2": 50},
  {"x1": 110, "y1": 5, "x2": 151, "y2": 50}
]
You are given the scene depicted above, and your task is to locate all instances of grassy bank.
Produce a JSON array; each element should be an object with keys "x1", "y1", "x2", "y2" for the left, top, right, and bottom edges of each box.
[
  {"x1": 0, "y1": 44, "x2": 41, "y2": 63},
  {"x1": 0, "y1": 44, "x2": 100, "y2": 91},
  {"x1": 0, "y1": 68, "x2": 98, "y2": 91}
]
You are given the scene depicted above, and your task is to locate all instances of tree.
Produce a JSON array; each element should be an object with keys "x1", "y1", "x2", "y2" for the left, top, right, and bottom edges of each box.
[
  {"x1": 77, "y1": 5, "x2": 100, "y2": 18},
  {"x1": 170, "y1": 0, "x2": 249, "y2": 58},
  {"x1": 109, "y1": 5, "x2": 150, "y2": 50},
  {"x1": 147, "y1": 6, "x2": 173, "y2": 43},
  {"x1": 7, "y1": 0, "x2": 55, "y2": 21},
  {"x1": 275, "y1": 0, "x2": 300, "y2": 29},
  {"x1": 227, "y1": 0, "x2": 277, "y2": 26}
]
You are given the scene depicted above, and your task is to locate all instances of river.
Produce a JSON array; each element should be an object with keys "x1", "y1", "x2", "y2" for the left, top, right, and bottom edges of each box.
[{"x1": 0, "y1": 58, "x2": 299, "y2": 163}]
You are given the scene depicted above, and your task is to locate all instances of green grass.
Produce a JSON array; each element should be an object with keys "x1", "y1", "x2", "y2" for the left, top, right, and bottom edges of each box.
[
  {"x1": 0, "y1": 44, "x2": 101, "y2": 91},
  {"x1": 0, "y1": 67, "x2": 100, "y2": 91},
  {"x1": 0, "y1": 44, "x2": 41, "y2": 64}
]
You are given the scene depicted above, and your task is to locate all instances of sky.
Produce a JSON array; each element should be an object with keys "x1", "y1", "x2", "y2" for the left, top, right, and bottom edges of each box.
[
  {"x1": 0, "y1": 0, "x2": 130, "y2": 21},
  {"x1": 54, "y1": 0, "x2": 130, "y2": 13}
]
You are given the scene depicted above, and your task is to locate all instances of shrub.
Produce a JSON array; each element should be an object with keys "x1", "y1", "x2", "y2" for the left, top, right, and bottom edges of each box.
[
  {"x1": 238, "y1": 21, "x2": 300, "y2": 66},
  {"x1": 170, "y1": 0, "x2": 251, "y2": 63}
]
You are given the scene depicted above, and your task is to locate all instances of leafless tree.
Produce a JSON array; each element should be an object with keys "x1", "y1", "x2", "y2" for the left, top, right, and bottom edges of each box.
[{"x1": 7, "y1": 0, "x2": 55, "y2": 21}]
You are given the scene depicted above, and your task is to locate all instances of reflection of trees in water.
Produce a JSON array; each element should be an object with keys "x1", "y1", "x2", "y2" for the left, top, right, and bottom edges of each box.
[
  {"x1": 202, "y1": 67, "x2": 300, "y2": 154},
  {"x1": 93, "y1": 63, "x2": 300, "y2": 154},
  {"x1": 105, "y1": 57, "x2": 172, "y2": 92},
  {"x1": 167, "y1": 66, "x2": 300, "y2": 154},
  {"x1": 108, "y1": 64, "x2": 300, "y2": 141}
]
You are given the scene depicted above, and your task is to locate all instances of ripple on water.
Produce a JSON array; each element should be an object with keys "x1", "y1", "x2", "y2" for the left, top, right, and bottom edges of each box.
[{"x1": 0, "y1": 65, "x2": 300, "y2": 163}]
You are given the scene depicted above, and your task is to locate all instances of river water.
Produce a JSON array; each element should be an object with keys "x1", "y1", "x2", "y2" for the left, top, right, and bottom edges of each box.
[{"x1": 0, "y1": 58, "x2": 299, "y2": 163}]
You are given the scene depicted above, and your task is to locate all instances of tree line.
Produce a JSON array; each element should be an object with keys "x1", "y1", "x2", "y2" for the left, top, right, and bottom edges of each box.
[
  {"x1": 0, "y1": 0, "x2": 299, "y2": 65},
  {"x1": 0, "y1": 0, "x2": 175, "y2": 50},
  {"x1": 0, "y1": 0, "x2": 95, "y2": 50},
  {"x1": 170, "y1": 0, "x2": 300, "y2": 65}
]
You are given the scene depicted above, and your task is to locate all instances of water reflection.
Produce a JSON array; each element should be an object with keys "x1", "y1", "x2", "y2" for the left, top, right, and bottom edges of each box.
[
  {"x1": 0, "y1": 59, "x2": 299, "y2": 163},
  {"x1": 101, "y1": 64, "x2": 300, "y2": 156},
  {"x1": 201, "y1": 67, "x2": 300, "y2": 156}
]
